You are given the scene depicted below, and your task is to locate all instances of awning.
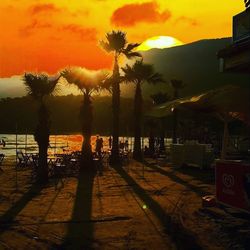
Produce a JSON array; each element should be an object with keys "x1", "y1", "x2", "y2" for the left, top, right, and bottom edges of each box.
[{"x1": 147, "y1": 85, "x2": 250, "y2": 124}]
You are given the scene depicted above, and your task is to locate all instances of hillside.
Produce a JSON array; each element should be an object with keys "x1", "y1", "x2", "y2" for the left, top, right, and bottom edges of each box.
[
  {"x1": 121, "y1": 38, "x2": 249, "y2": 99},
  {"x1": 0, "y1": 95, "x2": 135, "y2": 134}
]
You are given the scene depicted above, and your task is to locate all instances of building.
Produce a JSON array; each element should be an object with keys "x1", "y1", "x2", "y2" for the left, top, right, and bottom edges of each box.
[{"x1": 218, "y1": 8, "x2": 250, "y2": 74}]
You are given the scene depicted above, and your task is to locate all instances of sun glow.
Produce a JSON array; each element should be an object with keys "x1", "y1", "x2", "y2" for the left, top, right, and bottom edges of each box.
[{"x1": 138, "y1": 36, "x2": 184, "y2": 51}]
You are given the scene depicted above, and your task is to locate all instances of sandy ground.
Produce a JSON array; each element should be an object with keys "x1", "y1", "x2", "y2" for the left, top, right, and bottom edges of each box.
[{"x1": 0, "y1": 158, "x2": 250, "y2": 250}]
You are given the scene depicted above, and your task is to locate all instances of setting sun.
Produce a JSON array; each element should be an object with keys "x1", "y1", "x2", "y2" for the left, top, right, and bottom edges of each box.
[{"x1": 138, "y1": 36, "x2": 184, "y2": 51}]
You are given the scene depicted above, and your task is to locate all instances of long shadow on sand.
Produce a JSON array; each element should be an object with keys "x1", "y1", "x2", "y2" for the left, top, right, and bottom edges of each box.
[
  {"x1": 62, "y1": 170, "x2": 96, "y2": 249},
  {"x1": 114, "y1": 165, "x2": 202, "y2": 250},
  {"x1": 0, "y1": 184, "x2": 43, "y2": 234},
  {"x1": 145, "y1": 162, "x2": 212, "y2": 196},
  {"x1": 173, "y1": 166, "x2": 214, "y2": 185}
]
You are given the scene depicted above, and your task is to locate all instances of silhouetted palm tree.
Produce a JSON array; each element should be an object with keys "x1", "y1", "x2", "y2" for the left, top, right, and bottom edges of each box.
[
  {"x1": 170, "y1": 79, "x2": 184, "y2": 144},
  {"x1": 150, "y1": 92, "x2": 171, "y2": 151},
  {"x1": 23, "y1": 73, "x2": 60, "y2": 183},
  {"x1": 122, "y1": 60, "x2": 165, "y2": 160},
  {"x1": 100, "y1": 30, "x2": 141, "y2": 164},
  {"x1": 61, "y1": 67, "x2": 108, "y2": 170},
  {"x1": 151, "y1": 92, "x2": 170, "y2": 106}
]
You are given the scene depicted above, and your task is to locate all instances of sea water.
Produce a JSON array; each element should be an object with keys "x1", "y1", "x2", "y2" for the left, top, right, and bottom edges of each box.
[{"x1": 0, "y1": 134, "x2": 172, "y2": 159}]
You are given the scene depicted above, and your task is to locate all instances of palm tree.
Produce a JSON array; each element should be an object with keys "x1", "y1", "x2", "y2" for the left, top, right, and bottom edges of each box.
[
  {"x1": 61, "y1": 67, "x2": 109, "y2": 170},
  {"x1": 122, "y1": 60, "x2": 165, "y2": 160},
  {"x1": 150, "y1": 92, "x2": 171, "y2": 151},
  {"x1": 100, "y1": 30, "x2": 141, "y2": 164},
  {"x1": 23, "y1": 73, "x2": 60, "y2": 183},
  {"x1": 170, "y1": 79, "x2": 184, "y2": 144}
]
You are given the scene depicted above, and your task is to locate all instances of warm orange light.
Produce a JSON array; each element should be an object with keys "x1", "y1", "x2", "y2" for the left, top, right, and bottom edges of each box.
[{"x1": 138, "y1": 36, "x2": 184, "y2": 51}]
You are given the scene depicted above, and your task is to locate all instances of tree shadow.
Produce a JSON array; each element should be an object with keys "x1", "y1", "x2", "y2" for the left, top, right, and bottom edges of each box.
[
  {"x1": 145, "y1": 162, "x2": 212, "y2": 196},
  {"x1": 174, "y1": 165, "x2": 215, "y2": 185},
  {"x1": 0, "y1": 184, "x2": 43, "y2": 234},
  {"x1": 39, "y1": 187, "x2": 63, "y2": 224},
  {"x1": 62, "y1": 169, "x2": 96, "y2": 249},
  {"x1": 114, "y1": 165, "x2": 202, "y2": 250}
]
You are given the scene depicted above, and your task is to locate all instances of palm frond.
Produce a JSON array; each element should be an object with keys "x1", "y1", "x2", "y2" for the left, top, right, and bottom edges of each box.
[
  {"x1": 123, "y1": 51, "x2": 142, "y2": 59},
  {"x1": 122, "y1": 60, "x2": 165, "y2": 85},
  {"x1": 100, "y1": 30, "x2": 127, "y2": 53},
  {"x1": 61, "y1": 67, "x2": 109, "y2": 94},
  {"x1": 123, "y1": 43, "x2": 140, "y2": 52},
  {"x1": 147, "y1": 72, "x2": 165, "y2": 85},
  {"x1": 99, "y1": 41, "x2": 112, "y2": 53},
  {"x1": 150, "y1": 92, "x2": 171, "y2": 105},
  {"x1": 121, "y1": 64, "x2": 137, "y2": 84},
  {"x1": 122, "y1": 43, "x2": 141, "y2": 59},
  {"x1": 23, "y1": 73, "x2": 60, "y2": 100}
]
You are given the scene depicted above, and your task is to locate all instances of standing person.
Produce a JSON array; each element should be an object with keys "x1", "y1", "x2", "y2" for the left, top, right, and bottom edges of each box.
[
  {"x1": 119, "y1": 141, "x2": 124, "y2": 151},
  {"x1": 96, "y1": 136, "x2": 103, "y2": 158},
  {"x1": 95, "y1": 136, "x2": 101, "y2": 157},
  {"x1": 124, "y1": 140, "x2": 129, "y2": 151},
  {"x1": 108, "y1": 136, "x2": 112, "y2": 149},
  {"x1": 100, "y1": 138, "x2": 104, "y2": 154}
]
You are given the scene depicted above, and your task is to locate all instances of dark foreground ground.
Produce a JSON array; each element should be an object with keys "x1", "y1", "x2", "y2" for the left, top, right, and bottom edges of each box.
[{"x1": 0, "y1": 158, "x2": 250, "y2": 249}]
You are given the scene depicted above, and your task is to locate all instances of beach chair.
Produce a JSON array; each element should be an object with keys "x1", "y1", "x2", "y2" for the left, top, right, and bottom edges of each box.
[
  {"x1": 0, "y1": 154, "x2": 5, "y2": 171},
  {"x1": 16, "y1": 150, "x2": 31, "y2": 168}
]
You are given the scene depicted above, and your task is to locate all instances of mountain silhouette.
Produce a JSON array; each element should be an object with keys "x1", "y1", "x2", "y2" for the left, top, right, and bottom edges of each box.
[{"x1": 121, "y1": 37, "x2": 249, "y2": 99}]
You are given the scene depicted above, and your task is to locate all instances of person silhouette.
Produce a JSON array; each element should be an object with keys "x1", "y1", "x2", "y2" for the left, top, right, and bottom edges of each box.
[
  {"x1": 108, "y1": 136, "x2": 112, "y2": 149},
  {"x1": 100, "y1": 137, "x2": 103, "y2": 152},
  {"x1": 95, "y1": 136, "x2": 102, "y2": 158},
  {"x1": 124, "y1": 140, "x2": 129, "y2": 151}
]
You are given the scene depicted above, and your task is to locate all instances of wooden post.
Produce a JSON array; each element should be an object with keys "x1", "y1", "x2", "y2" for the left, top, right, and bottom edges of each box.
[
  {"x1": 15, "y1": 124, "x2": 18, "y2": 191},
  {"x1": 221, "y1": 117, "x2": 229, "y2": 160}
]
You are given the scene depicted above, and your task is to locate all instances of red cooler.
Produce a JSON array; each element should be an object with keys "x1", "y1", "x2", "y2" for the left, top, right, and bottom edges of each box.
[{"x1": 216, "y1": 160, "x2": 250, "y2": 212}]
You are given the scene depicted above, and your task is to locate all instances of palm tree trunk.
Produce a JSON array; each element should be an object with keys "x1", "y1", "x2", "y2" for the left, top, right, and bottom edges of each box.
[
  {"x1": 160, "y1": 118, "x2": 165, "y2": 151},
  {"x1": 173, "y1": 109, "x2": 178, "y2": 144},
  {"x1": 110, "y1": 55, "x2": 120, "y2": 164},
  {"x1": 81, "y1": 93, "x2": 93, "y2": 170},
  {"x1": 37, "y1": 144, "x2": 48, "y2": 183},
  {"x1": 173, "y1": 89, "x2": 178, "y2": 144},
  {"x1": 35, "y1": 102, "x2": 49, "y2": 184},
  {"x1": 133, "y1": 82, "x2": 143, "y2": 160}
]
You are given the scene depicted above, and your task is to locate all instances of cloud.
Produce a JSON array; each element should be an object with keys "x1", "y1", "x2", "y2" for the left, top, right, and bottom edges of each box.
[
  {"x1": 19, "y1": 19, "x2": 52, "y2": 36},
  {"x1": 19, "y1": 19, "x2": 96, "y2": 40},
  {"x1": 175, "y1": 16, "x2": 199, "y2": 26},
  {"x1": 0, "y1": 76, "x2": 26, "y2": 98},
  {"x1": 29, "y1": 3, "x2": 61, "y2": 15},
  {"x1": 111, "y1": 1, "x2": 171, "y2": 27},
  {"x1": 60, "y1": 24, "x2": 97, "y2": 40}
]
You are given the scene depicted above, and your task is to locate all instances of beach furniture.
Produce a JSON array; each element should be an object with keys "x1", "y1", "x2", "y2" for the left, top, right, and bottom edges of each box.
[
  {"x1": 16, "y1": 150, "x2": 32, "y2": 168},
  {"x1": 170, "y1": 142, "x2": 214, "y2": 169}
]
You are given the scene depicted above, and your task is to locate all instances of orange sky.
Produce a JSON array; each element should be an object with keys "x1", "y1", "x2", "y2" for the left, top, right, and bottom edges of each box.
[{"x1": 0, "y1": 0, "x2": 244, "y2": 77}]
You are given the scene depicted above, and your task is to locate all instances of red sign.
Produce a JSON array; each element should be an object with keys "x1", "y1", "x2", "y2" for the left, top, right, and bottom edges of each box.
[{"x1": 216, "y1": 160, "x2": 250, "y2": 212}]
